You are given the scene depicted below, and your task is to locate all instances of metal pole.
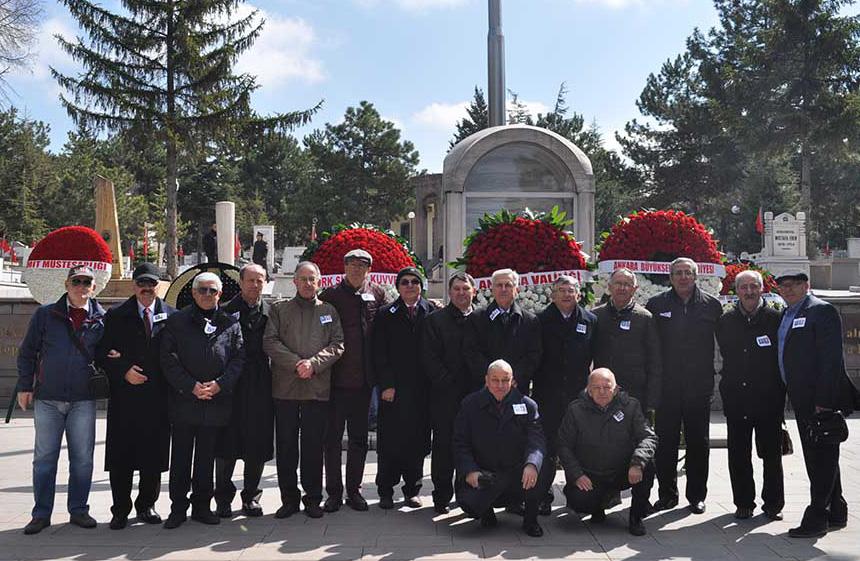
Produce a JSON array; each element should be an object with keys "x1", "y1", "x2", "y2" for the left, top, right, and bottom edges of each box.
[{"x1": 488, "y1": 0, "x2": 506, "y2": 127}]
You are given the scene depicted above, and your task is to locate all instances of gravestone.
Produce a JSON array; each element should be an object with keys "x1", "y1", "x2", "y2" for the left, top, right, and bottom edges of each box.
[{"x1": 753, "y1": 211, "x2": 811, "y2": 281}]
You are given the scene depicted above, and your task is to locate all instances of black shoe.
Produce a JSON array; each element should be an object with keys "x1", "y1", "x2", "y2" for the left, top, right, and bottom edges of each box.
[
  {"x1": 163, "y1": 513, "x2": 186, "y2": 529},
  {"x1": 522, "y1": 520, "x2": 544, "y2": 537},
  {"x1": 734, "y1": 507, "x2": 754, "y2": 519},
  {"x1": 538, "y1": 500, "x2": 552, "y2": 516},
  {"x1": 590, "y1": 510, "x2": 606, "y2": 523},
  {"x1": 136, "y1": 507, "x2": 162, "y2": 524},
  {"x1": 378, "y1": 496, "x2": 395, "y2": 510},
  {"x1": 242, "y1": 500, "x2": 263, "y2": 517},
  {"x1": 346, "y1": 493, "x2": 369, "y2": 511},
  {"x1": 274, "y1": 503, "x2": 299, "y2": 519},
  {"x1": 216, "y1": 502, "x2": 232, "y2": 518},
  {"x1": 69, "y1": 512, "x2": 97, "y2": 528},
  {"x1": 191, "y1": 510, "x2": 220, "y2": 525},
  {"x1": 652, "y1": 498, "x2": 678, "y2": 511},
  {"x1": 689, "y1": 501, "x2": 706, "y2": 514},
  {"x1": 763, "y1": 509, "x2": 784, "y2": 521},
  {"x1": 109, "y1": 515, "x2": 128, "y2": 530},
  {"x1": 480, "y1": 510, "x2": 498, "y2": 528},
  {"x1": 789, "y1": 524, "x2": 827, "y2": 538},
  {"x1": 323, "y1": 497, "x2": 342, "y2": 513},
  {"x1": 828, "y1": 518, "x2": 848, "y2": 530},
  {"x1": 434, "y1": 503, "x2": 450, "y2": 514},
  {"x1": 403, "y1": 496, "x2": 421, "y2": 509},
  {"x1": 629, "y1": 515, "x2": 646, "y2": 536},
  {"x1": 505, "y1": 503, "x2": 525, "y2": 516},
  {"x1": 304, "y1": 503, "x2": 324, "y2": 519},
  {"x1": 23, "y1": 517, "x2": 50, "y2": 535}
]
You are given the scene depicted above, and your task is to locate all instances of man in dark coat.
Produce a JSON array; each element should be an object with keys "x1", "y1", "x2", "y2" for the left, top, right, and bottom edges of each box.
[
  {"x1": 373, "y1": 267, "x2": 437, "y2": 509},
  {"x1": 214, "y1": 264, "x2": 274, "y2": 518},
  {"x1": 463, "y1": 268, "x2": 542, "y2": 393},
  {"x1": 777, "y1": 269, "x2": 860, "y2": 538},
  {"x1": 252, "y1": 232, "x2": 268, "y2": 275},
  {"x1": 160, "y1": 272, "x2": 244, "y2": 529},
  {"x1": 453, "y1": 359, "x2": 547, "y2": 538},
  {"x1": 319, "y1": 248, "x2": 388, "y2": 512},
  {"x1": 98, "y1": 263, "x2": 176, "y2": 530},
  {"x1": 533, "y1": 275, "x2": 596, "y2": 515},
  {"x1": 715, "y1": 269, "x2": 785, "y2": 521},
  {"x1": 557, "y1": 368, "x2": 657, "y2": 536},
  {"x1": 203, "y1": 223, "x2": 218, "y2": 263},
  {"x1": 422, "y1": 272, "x2": 478, "y2": 514},
  {"x1": 646, "y1": 257, "x2": 722, "y2": 514}
]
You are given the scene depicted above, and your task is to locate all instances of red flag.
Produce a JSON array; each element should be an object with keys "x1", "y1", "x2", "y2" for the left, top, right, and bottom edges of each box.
[
  {"x1": 142, "y1": 226, "x2": 149, "y2": 261},
  {"x1": 178, "y1": 245, "x2": 184, "y2": 258},
  {"x1": 128, "y1": 243, "x2": 135, "y2": 262},
  {"x1": 235, "y1": 233, "x2": 241, "y2": 259},
  {"x1": 310, "y1": 221, "x2": 317, "y2": 242},
  {"x1": 10, "y1": 249, "x2": 17, "y2": 265},
  {"x1": 755, "y1": 207, "x2": 764, "y2": 234}
]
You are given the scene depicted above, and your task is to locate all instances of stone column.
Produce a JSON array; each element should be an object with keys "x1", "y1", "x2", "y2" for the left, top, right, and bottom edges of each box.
[
  {"x1": 94, "y1": 175, "x2": 124, "y2": 279},
  {"x1": 215, "y1": 201, "x2": 235, "y2": 266}
]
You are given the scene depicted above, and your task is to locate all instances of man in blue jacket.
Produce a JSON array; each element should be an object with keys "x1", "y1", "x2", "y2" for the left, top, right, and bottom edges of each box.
[{"x1": 17, "y1": 265, "x2": 106, "y2": 535}]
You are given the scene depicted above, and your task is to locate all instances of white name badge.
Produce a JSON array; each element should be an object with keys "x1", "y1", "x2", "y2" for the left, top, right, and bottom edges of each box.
[
  {"x1": 756, "y1": 335, "x2": 772, "y2": 347},
  {"x1": 203, "y1": 321, "x2": 217, "y2": 335},
  {"x1": 489, "y1": 308, "x2": 502, "y2": 321},
  {"x1": 361, "y1": 293, "x2": 376, "y2": 302},
  {"x1": 620, "y1": 320, "x2": 631, "y2": 331},
  {"x1": 613, "y1": 410, "x2": 625, "y2": 422},
  {"x1": 389, "y1": 305, "x2": 398, "y2": 314},
  {"x1": 153, "y1": 313, "x2": 168, "y2": 323},
  {"x1": 512, "y1": 403, "x2": 528, "y2": 415},
  {"x1": 792, "y1": 317, "x2": 806, "y2": 329},
  {"x1": 660, "y1": 311, "x2": 672, "y2": 318},
  {"x1": 320, "y1": 315, "x2": 333, "y2": 324},
  {"x1": 576, "y1": 323, "x2": 587, "y2": 334}
]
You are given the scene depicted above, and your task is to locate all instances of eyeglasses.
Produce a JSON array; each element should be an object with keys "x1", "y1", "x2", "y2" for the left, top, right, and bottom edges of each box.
[
  {"x1": 195, "y1": 287, "x2": 219, "y2": 295},
  {"x1": 70, "y1": 278, "x2": 93, "y2": 287},
  {"x1": 399, "y1": 279, "x2": 421, "y2": 286},
  {"x1": 135, "y1": 279, "x2": 158, "y2": 287}
]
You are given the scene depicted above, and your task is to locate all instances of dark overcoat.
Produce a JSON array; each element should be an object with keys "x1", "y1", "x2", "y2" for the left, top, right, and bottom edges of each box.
[
  {"x1": 216, "y1": 295, "x2": 274, "y2": 463},
  {"x1": 372, "y1": 297, "x2": 436, "y2": 460},
  {"x1": 98, "y1": 296, "x2": 176, "y2": 472}
]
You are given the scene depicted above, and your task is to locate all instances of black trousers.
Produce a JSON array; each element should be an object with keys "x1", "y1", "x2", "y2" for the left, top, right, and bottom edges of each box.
[
  {"x1": 430, "y1": 395, "x2": 459, "y2": 507},
  {"x1": 564, "y1": 463, "x2": 655, "y2": 519},
  {"x1": 655, "y1": 394, "x2": 710, "y2": 504},
  {"x1": 325, "y1": 387, "x2": 371, "y2": 499},
  {"x1": 796, "y1": 416, "x2": 847, "y2": 528},
  {"x1": 726, "y1": 415, "x2": 784, "y2": 511},
  {"x1": 109, "y1": 468, "x2": 161, "y2": 517},
  {"x1": 169, "y1": 423, "x2": 218, "y2": 515},
  {"x1": 535, "y1": 396, "x2": 566, "y2": 506},
  {"x1": 275, "y1": 399, "x2": 328, "y2": 506},
  {"x1": 214, "y1": 457, "x2": 265, "y2": 506},
  {"x1": 377, "y1": 453, "x2": 423, "y2": 499},
  {"x1": 455, "y1": 466, "x2": 547, "y2": 524}
]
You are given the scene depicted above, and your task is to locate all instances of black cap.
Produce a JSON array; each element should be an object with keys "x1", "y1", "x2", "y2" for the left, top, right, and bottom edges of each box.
[
  {"x1": 396, "y1": 266, "x2": 424, "y2": 286},
  {"x1": 67, "y1": 265, "x2": 94, "y2": 279},
  {"x1": 133, "y1": 262, "x2": 161, "y2": 282}
]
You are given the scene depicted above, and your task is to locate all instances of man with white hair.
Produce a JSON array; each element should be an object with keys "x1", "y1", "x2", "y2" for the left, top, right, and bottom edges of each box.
[
  {"x1": 464, "y1": 268, "x2": 542, "y2": 392},
  {"x1": 715, "y1": 269, "x2": 785, "y2": 521},
  {"x1": 160, "y1": 272, "x2": 245, "y2": 529}
]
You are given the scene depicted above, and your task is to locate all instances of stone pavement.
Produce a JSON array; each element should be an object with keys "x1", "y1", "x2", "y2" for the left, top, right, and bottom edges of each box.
[{"x1": 0, "y1": 413, "x2": 858, "y2": 561}]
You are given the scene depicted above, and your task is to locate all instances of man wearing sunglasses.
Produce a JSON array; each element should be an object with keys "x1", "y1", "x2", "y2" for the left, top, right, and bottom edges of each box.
[
  {"x1": 160, "y1": 272, "x2": 245, "y2": 529},
  {"x1": 97, "y1": 263, "x2": 176, "y2": 529},
  {"x1": 17, "y1": 265, "x2": 106, "y2": 535}
]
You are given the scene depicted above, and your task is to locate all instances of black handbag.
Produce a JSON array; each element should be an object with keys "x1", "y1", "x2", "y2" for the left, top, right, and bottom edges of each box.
[
  {"x1": 805, "y1": 410, "x2": 849, "y2": 446},
  {"x1": 780, "y1": 424, "x2": 793, "y2": 456},
  {"x1": 65, "y1": 321, "x2": 110, "y2": 400}
]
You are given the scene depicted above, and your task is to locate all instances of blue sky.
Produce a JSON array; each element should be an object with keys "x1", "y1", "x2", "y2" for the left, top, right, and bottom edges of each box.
[{"x1": 7, "y1": 0, "x2": 720, "y2": 172}]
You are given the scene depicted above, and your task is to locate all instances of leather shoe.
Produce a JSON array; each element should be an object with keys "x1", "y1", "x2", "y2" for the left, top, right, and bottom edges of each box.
[
  {"x1": 346, "y1": 493, "x2": 369, "y2": 511},
  {"x1": 23, "y1": 517, "x2": 50, "y2": 535},
  {"x1": 163, "y1": 513, "x2": 186, "y2": 529},
  {"x1": 275, "y1": 503, "x2": 299, "y2": 519},
  {"x1": 378, "y1": 496, "x2": 395, "y2": 510},
  {"x1": 629, "y1": 515, "x2": 646, "y2": 536},
  {"x1": 403, "y1": 496, "x2": 421, "y2": 508},
  {"x1": 505, "y1": 503, "x2": 525, "y2": 516},
  {"x1": 242, "y1": 500, "x2": 263, "y2": 517},
  {"x1": 828, "y1": 518, "x2": 847, "y2": 530},
  {"x1": 689, "y1": 501, "x2": 706, "y2": 514},
  {"x1": 109, "y1": 515, "x2": 128, "y2": 530},
  {"x1": 323, "y1": 496, "x2": 342, "y2": 513},
  {"x1": 590, "y1": 510, "x2": 606, "y2": 523},
  {"x1": 522, "y1": 520, "x2": 543, "y2": 537},
  {"x1": 763, "y1": 508, "x2": 784, "y2": 521},
  {"x1": 434, "y1": 503, "x2": 450, "y2": 514},
  {"x1": 652, "y1": 498, "x2": 678, "y2": 511},
  {"x1": 734, "y1": 507, "x2": 754, "y2": 519},
  {"x1": 216, "y1": 502, "x2": 232, "y2": 518},
  {"x1": 304, "y1": 503, "x2": 324, "y2": 519},
  {"x1": 789, "y1": 524, "x2": 827, "y2": 538},
  {"x1": 190, "y1": 510, "x2": 220, "y2": 525},
  {"x1": 137, "y1": 507, "x2": 162, "y2": 524},
  {"x1": 538, "y1": 500, "x2": 552, "y2": 516},
  {"x1": 69, "y1": 512, "x2": 97, "y2": 528},
  {"x1": 480, "y1": 510, "x2": 498, "y2": 528}
]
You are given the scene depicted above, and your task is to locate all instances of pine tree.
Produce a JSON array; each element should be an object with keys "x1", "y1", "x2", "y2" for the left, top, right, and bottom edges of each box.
[{"x1": 450, "y1": 86, "x2": 489, "y2": 148}]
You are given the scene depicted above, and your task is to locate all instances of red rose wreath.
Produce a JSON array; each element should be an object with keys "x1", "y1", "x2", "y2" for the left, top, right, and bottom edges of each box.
[
  {"x1": 598, "y1": 210, "x2": 722, "y2": 264},
  {"x1": 302, "y1": 223, "x2": 422, "y2": 275},
  {"x1": 720, "y1": 262, "x2": 778, "y2": 296}
]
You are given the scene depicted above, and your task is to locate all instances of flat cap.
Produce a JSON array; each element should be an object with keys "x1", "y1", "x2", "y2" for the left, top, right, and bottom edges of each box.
[
  {"x1": 344, "y1": 248, "x2": 372, "y2": 265},
  {"x1": 775, "y1": 268, "x2": 809, "y2": 283},
  {"x1": 67, "y1": 265, "x2": 94, "y2": 279}
]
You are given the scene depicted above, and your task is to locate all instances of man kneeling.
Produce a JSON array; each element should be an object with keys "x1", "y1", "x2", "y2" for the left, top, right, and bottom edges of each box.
[
  {"x1": 453, "y1": 359, "x2": 547, "y2": 537},
  {"x1": 557, "y1": 368, "x2": 657, "y2": 536}
]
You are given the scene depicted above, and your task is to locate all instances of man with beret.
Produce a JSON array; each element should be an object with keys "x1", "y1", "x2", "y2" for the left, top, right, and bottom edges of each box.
[
  {"x1": 319, "y1": 248, "x2": 389, "y2": 512},
  {"x1": 777, "y1": 269, "x2": 860, "y2": 537},
  {"x1": 98, "y1": 263, "x2": 176, "y2": 529}
]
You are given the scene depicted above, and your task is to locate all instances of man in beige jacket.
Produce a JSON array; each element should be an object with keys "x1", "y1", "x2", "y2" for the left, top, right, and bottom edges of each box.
[{"x1": 263, "y1": 261, "x2": 344, "y2": 519}]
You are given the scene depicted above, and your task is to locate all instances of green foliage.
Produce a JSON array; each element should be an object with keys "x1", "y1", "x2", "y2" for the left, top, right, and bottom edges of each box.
[{"x1": 450, "y1": 87, "x2": 489, "y2": 148}]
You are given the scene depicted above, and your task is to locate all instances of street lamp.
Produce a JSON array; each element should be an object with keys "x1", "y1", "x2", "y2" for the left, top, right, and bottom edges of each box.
[{"x1": 407, "y1": 211, "x2": 416, "y2": 248}]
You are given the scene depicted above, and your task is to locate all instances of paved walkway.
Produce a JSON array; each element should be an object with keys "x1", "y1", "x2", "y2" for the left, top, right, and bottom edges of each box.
[{"x1": 0, "y1": 413, "x2": 857, "y2": 560}]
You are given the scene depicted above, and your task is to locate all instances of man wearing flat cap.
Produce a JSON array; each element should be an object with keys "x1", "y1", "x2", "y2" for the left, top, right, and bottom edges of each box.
[
  {"x1": 17, "y1": 265, "x2": 106, "y2": 534},
  {"x1": 98, "y1": 263, "x2": 176, "y2": 529},
  {"x1": 373, "y1": 266, "x2": 438, "y2": 508},
  {"x1": 319, "y1": 248, "x2": 389, "y2": 512},
  {"x1": 776, "y1": 269, "x2": 860, "y2": 537}
]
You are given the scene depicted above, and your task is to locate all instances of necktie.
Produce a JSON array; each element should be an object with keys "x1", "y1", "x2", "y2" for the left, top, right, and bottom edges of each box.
[
  {"x1": 408, "y1": 306, "x2": 415, "y2": 320},
  {"x1": 143, "y1": 308, "x2": 152, "y2": 339}
]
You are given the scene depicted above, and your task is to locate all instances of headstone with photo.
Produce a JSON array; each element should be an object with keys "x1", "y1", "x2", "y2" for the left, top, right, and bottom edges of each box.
[{"x1": 753, "y1": 211, "x2": 811, "y2": 282}]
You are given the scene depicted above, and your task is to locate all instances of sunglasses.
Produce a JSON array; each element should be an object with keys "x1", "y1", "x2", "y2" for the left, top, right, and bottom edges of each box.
[
  {"x1": 196, "y1": 287, "x2": 219, "y2": 295},
  {"x1": 70, "y1": 278, "x2": 93, "y2": 287},
  {"x1": 135, "y1": 279, "x2": 158, "y2": 287},
  {"x1": 399, "y1": 279, "x2": 421, "y2": 286}
]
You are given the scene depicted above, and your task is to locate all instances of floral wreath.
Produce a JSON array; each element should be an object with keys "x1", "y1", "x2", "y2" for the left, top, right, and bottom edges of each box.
[
  {"x1": 720, "y1": 261, "x2": 778, "y2": 296},
  {"x1": 301, "y1": 223, "x2": 423, "y2": 276}
]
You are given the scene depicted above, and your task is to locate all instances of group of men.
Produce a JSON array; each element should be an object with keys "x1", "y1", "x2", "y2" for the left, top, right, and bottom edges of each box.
[{"x1": 14, "y1": 250, "x2": 856, "y2": 542}]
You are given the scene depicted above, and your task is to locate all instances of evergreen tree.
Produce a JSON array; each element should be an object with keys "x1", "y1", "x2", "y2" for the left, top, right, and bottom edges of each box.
[
  {"x1": 450, "y1": 86, "x2": 489, "y2": 148},
  {"x1": 506, "y1": 90, "x2": 534, "y2": 125}
]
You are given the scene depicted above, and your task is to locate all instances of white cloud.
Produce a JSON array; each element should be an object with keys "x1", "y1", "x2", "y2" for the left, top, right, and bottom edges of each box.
[
  {"x1": 412, "y1": 101, "x2": 469, "y2": 130},
  {"x1": 572, "y1": 0, "x2": 687, "y2": 9},
  {"x1": 10, "y1": 16, "x2": 77, "y2": 82},
  {"x1": 353, "y1": 0, "x2": 468, "y2": 12}
]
